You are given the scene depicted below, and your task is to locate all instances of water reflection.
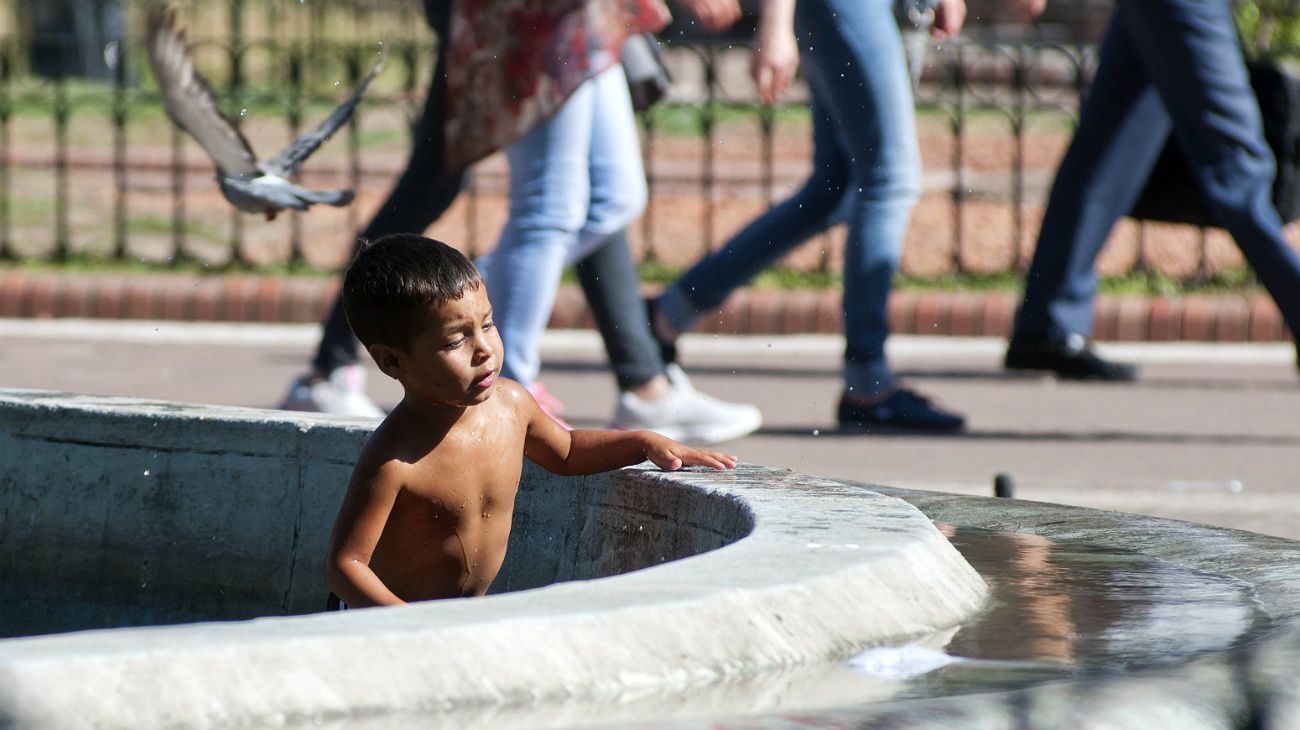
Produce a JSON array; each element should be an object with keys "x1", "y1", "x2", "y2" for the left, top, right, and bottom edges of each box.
[{"x1": 884, "y1": 525, "x2": 1265, "y2": 700}]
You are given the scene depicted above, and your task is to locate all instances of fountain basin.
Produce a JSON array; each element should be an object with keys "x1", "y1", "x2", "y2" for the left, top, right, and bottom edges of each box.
[{"x1": 0, "y1": 390, "x2": 987, "y2": 729}]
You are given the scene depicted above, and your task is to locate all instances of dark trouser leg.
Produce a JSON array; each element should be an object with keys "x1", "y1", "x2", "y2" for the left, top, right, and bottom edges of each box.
[
  {"x1": 312, "y1": 0, "x2": 463, "y2": 374},
  {"x1": 1014, "y1": 11, "x2": 1171, "y2": 341},
  {"x1": 574, "y1": 228, "x2": 665, "y2": 390},
  {"x1": 1116, "y1": 0, "x2": 1300, "y2": 338}
]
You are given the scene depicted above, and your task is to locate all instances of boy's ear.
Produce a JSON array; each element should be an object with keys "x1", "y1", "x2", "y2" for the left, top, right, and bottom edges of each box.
[{"x1": 368, "y1": 343, "x2": 403, "y2": 381}]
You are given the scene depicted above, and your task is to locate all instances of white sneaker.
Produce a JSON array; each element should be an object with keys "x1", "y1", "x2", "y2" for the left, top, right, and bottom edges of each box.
[
  {"x1": 276, "y1": 365, "x2": 385, "y2": 418},
  {"x1": 611, "y1": 364, "x2": 762, "y2": 444}
]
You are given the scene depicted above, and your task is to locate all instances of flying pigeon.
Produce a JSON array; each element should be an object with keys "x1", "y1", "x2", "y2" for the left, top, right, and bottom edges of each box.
[{"x1": 145, "y1": 4, "x2": 383, "y2": 220}]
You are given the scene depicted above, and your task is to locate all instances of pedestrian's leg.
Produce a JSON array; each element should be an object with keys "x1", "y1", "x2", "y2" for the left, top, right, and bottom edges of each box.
[
  {"x1": 654, "y1": 99, "x2": 848, "y2": 336},
  {"x1": 574, "y1": 230, "x2": 665, "y2": 390},
  {"x1": 569, "y1": 63, "x2": 661, "y2": 390},
  {"x1": 281, "y1": 2, "x2": 461, "y2": 415},
  {"x1": 1116, "y1": 0, "x2": 1300, "y2": 338},
  {"x1": 799, "y1": 0, "x2": 920, "y2": 399},
  {"x1": 1013, "y1": 12, "x2": 1170, "y2": 344},
  {"x1": 782, "y1": 0, "x2": 957, "y2": 430},
  {"x1": 569, "y1": 65, "x2": 648, "y2": 264},
  {"x1": 479, "y1": 80, "x2": 595, "y2": 388},
  {"x1": 571, "y1": 69, "x2": 761, "y2": 442},
  {"x1": 312, "y1": 0, "x2": 462, "y2": 376}
]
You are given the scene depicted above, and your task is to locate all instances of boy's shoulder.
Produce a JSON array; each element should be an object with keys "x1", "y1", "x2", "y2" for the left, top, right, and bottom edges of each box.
[
  {"x1": 358, "y1": 378, "x2": 532, "y2": 459},
  {"x1": 493, "y1": 377, "x2": 529, "y2": 405}
]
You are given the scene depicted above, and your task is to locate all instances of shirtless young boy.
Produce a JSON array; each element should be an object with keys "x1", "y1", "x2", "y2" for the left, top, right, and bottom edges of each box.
[{"x1": 325, "y1": 234, "x2": 738, "y2": 608}]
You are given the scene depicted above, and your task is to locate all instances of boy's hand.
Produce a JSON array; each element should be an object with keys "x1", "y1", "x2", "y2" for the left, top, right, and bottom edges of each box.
[{"x1": 644, "y1": 433, "x2": 738, "y2": 471}]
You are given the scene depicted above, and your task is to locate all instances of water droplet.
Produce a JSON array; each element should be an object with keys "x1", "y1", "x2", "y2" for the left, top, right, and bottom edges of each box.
[{"x1": 143, "y1": 469, "x2": 151, "y2": 476}]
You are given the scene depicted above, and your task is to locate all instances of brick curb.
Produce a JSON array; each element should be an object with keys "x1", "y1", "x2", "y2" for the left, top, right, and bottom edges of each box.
[{"x1": 0, "y1": 271, "x2": 1291, "y2": 343}]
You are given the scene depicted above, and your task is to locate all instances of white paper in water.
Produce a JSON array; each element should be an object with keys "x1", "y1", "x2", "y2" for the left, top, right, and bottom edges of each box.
[{"x1": 844, "y1": 645, "x2": 959, "y2": 680}]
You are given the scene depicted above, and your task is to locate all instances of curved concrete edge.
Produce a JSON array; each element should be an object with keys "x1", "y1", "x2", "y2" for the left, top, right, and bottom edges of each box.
[{"x1": 0, "y1": 390, "x2": 987, "y2": 730}]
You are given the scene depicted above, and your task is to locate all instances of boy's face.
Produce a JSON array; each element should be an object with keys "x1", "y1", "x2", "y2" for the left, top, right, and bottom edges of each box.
[{"x1": 374, "y1": 283, "x2": 503, "y2": 408}]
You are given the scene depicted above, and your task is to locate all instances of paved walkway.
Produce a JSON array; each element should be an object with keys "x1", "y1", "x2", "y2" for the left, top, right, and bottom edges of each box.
[{"x1": 3, "y1": 318, "x2": 1297, "y2": 541}]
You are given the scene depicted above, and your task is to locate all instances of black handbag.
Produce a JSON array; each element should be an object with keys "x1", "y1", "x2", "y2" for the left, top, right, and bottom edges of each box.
[
  {"x1": 622, "y1": 32, "x2": 672, "y2": 112},
  {"x1": 1128, "y1": 60, "x2": 1300, "y2": 225}
]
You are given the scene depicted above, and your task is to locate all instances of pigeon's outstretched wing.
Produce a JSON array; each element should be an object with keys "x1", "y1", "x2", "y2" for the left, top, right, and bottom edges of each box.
[
  {"x1": 145, "y1": 4, "x2": 259, "y2": 179},
  {"x1": 262, "y1": 54, "x2": 386, "y2": 178}
]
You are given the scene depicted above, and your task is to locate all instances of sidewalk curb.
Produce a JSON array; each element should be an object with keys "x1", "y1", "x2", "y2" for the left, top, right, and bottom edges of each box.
[{"x1": 0, "y1": 271, "x2": 1291, "y2": 343}]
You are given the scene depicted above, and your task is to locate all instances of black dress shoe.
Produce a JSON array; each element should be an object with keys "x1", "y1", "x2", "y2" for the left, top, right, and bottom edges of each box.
[
  {"x1": 838, "y1": 388, "x2": 966, "y2": 432},
  {"x1": 1004, "y1": 333, "x2": 1137, "y2": 381}
]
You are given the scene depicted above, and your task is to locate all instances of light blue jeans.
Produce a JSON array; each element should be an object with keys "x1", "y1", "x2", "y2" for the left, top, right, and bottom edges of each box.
[
  {"x1": 658, "y1": 0, "x2": 920, "y2": 397},
  {"x1": 480, "y1": 63, "x2": 648, "y2": 387}
]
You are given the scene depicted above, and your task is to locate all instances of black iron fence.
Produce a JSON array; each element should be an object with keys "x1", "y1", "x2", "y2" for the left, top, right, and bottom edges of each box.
[{"x1": 0, "y1": 5, "x2": 1280, "y2": 287}]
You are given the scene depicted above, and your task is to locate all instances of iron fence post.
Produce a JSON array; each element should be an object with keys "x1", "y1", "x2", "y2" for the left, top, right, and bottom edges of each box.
[
  {"x1": 287, "y1": 43, "x2": 305, "y2": 268},
  {"x1": 700, "y1": 44, "x2": 717, "y2": 259},
  {"x1": 0, "y1": 41, "x2": 11, "y2": 260},
  {"x1": 111, "y1": 28, "x2": 127, "y2": 261},
  {"x1": 53, "y1": 70, "x2": 68, "y2": 261},
  {"x1": 640, "y1": 103, "x2": 658, "y2": 266}
]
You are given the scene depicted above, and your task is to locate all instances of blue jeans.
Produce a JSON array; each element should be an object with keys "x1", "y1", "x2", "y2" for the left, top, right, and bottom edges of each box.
[
  {"x1": 480, "y1": 64, "x2": 649, "y2": 387},
  {"x1": 1015, "y1": 0, "x2": 1300, "y2": 341},
  {"x1": 658, "y1": 0, "x2": 920, "y2": 396}
]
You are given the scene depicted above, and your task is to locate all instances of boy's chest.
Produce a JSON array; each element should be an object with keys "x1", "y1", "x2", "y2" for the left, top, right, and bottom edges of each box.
[{"x1": 404, "y1": 423, "x2": 527, "y2": 515}]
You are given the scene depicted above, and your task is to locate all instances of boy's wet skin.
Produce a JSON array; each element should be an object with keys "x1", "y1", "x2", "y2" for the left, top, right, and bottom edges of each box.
[
  {"x1": 357, "y1": 398, "x2": 527, "y2": 601},
  {"x1": 332, "y1": 285, "x2": 525, "y2": 601},
  {"x1": 326, "y1": 235, "x2": 738, "y2": 609}
]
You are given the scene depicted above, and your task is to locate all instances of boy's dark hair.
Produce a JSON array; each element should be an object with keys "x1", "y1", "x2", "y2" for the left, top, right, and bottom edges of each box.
[{"x1": 342, "y1": 234, "x2": 482, "y2": 350}]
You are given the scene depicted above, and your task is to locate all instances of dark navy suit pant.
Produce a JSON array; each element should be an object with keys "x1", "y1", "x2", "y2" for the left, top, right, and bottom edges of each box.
[{"x1": 1015, "y1": 0, "x2": 1300, "y2": 342}]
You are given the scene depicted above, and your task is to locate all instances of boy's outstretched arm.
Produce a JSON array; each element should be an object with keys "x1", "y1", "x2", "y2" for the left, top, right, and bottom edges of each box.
[
  {"x1": 509, "y1": 382, "x2": 738, "y2": 475},
  {"x1": 538, "y1": 427, "x2": 739, "y2": 475},
  {"x1": 326, "y1": 461, "x2": 407, "y2": 607}
]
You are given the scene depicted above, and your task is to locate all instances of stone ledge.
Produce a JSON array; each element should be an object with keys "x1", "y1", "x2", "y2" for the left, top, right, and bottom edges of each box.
[
  {"x1": 0, "y1": 390, "x2": 987, "y2": 730},
  {"x1": 0, "y1": 271, "x2": 1291, "y2": 342}
]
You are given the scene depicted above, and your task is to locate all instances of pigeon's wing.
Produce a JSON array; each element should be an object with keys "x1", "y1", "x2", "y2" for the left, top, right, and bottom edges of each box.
[
  {"x1": 145, "y1": 4, "x2": 259, "y2": 178},
  {"x1": 263, "y1": 53, "x2": 385, "y2": 177}
]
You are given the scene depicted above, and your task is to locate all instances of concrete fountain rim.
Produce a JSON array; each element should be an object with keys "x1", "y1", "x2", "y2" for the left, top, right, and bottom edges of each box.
[{"x1": 0, "y1": 388, "x2": 987, "y2": 729}]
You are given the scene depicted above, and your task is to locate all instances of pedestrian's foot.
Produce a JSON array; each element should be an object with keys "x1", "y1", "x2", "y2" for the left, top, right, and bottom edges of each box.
[
  {"x1": 837, "y1": 388, "x2": 965, "y2": 433},
  {"x1": 528, "y1": 381, "x2": 572, "y2": 430},
  {"x1": 612, "y1": 364, "x2": 761, "y2": 444},
  {"x1": 276, "y1": 365, "x2": 385, "y2": 418},
  {"x1": 1004, "y1": 332, "x2": 1137, "y2": 381}
]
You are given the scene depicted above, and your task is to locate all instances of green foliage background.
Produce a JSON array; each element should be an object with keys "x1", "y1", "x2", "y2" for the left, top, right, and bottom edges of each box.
[{"x1": 1236, "y1": 1, "x2": 1300, "y2": 58}]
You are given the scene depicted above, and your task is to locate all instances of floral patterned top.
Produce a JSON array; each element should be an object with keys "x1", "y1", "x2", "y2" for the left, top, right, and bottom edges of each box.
[{"x1": 442, "y1": 0, "x2": 668, "y2": 170}]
